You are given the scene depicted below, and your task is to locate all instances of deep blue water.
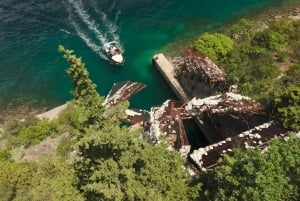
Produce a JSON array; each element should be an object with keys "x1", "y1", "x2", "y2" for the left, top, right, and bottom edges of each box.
[{"x1": 0, "y1": 0, "x2": 287, "y2": 111}]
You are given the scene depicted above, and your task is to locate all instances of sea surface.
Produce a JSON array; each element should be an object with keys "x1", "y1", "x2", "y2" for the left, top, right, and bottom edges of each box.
[{"x1": 0, "y1": 0, "x2": 289, "y2": 111}]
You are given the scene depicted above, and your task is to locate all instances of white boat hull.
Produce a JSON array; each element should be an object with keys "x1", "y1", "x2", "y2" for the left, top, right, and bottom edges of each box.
[{"x1": 104, "y1": 41, "x2": 124, "y2": 65}]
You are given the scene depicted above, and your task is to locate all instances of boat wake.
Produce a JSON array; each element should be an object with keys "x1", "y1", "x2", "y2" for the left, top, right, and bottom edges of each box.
[{"x1": 65, "y1": 0, "x2": 123, "y2": 61}]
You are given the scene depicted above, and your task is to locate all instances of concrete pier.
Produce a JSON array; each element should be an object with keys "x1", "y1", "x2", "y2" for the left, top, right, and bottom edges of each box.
[
  {"x1": 152, "y1": 53, "x2": 220, "y2": 143},
  {"x1": 152, "y1": 53, "x2": 190, "y2": 102}
]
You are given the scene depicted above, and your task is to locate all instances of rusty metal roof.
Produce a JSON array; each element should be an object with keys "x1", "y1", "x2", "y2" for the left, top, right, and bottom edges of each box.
[
  {"x1": 104, "y1": 81, "x2": 146, "y2": 107},
  {"x1": 190, "y1": 121, "x2": 289, "y2": 171}
]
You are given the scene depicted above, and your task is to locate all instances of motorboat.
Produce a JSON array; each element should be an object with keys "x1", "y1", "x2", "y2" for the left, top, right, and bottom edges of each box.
[{"x1": 104, "y1": 41, "x2": 124, "y2": 65}]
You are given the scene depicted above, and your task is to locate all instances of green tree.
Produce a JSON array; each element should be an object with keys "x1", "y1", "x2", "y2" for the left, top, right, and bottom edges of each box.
[
  {"x1": 281, "y1": 64, "x2": 300, "y2": 86},
  {"x1": 75, "y1": 126, "x2": 199, "y2": 201},
  {"x1": 0, "y1": 160, "x2": 37, "y2": 201},
  {"x1": 0, "y1": 158, "x2": 84, "y2": 201},
  {"x1": 193, "y1": 33, "x2": 234, "y2": 61},
  {"x1": 10, "y1": 119, "x2": 59, "y2": 148},
  {"x1": 58, "y1": 45, "x2": 106, "y2": 128},
  {"x1": 253, "y1": 29, "x2": 287, "y2": 50},
  {"x1": 271, "y1": 85, "x2": 300, "y2": 131},
  {"x1": 3, "y1": 115, "x2": 59, "y2": 148},
  {"x1": 225, "y1": 18, "x2": 257, "y2": 40},
  {"x1": 0, "y1": 150, "x2": 11, "y2": 161},
  {"x1": 26, "y1": 158, "x2": 84, "y2": 201},
  {"x1": 199, "y1": 135, "x2": 300, "y2": 201},
  {"x1": 269, "y1": 18, "x2": 296, "y2": 40}
]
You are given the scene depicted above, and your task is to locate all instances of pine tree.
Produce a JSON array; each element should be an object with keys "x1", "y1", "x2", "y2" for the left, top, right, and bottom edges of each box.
[
  {"x1": 58, "y1": 45, "x2": 106, "y2": 128},
  {"x1": 74, "y1": 126, "x2": 199, "y2": 201}
]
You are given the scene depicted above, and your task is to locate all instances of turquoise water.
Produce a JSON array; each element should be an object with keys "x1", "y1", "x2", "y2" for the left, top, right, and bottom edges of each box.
[{"x1": 0, "y1": 0, "x2": 286, "y2": 111}]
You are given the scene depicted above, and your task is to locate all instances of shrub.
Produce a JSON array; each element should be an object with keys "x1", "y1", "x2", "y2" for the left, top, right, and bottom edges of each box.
[
  {"x1": 281, "y1": 64, "x2": 300, "y2": 86},
  {"x1": 193, "y1": 33, "x2": 234, "y2": 61},
  {"x1": 225, "y1": 18, "x2": 257, "y2": 40},
  {"x1": 271, "y1": 85, "x2": 300, "y2": 131},
  {"x1": 56, "y1": 136, "x2": 73, "y2": 159},
  {"x1": 253, "y1": 30, "x2": 288, "y2": 50},
  {"x1": 0, "y1": 150, "x2": 11, "y2": 161},
  {"x1": 5, "y1": 118, "x2": 59, "y2": 148}
]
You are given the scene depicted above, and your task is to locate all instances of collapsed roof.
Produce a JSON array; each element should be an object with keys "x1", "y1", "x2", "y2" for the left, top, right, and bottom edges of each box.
[
  {"x1": 105, "y1": 78, "x2": 289, "y2": 171},
  {"x1": 125, "y1": 92, "x2": 266, "y2": 158},
  {"x1": 190, "y1": 121, "x2": 289, "y2": 171}
]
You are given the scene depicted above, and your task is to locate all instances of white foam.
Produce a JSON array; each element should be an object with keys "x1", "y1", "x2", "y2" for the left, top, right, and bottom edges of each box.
[
  {"x1": 90, "y1": 0, "x2": 124, "y2": 52},
  {"x1": 66, "y1": 0, "x2": 124, "y2": 60},
  {"x1": 70, "y1": 20, "x2": 108, "y2": 60},
  {"x1": 68, "y1": 0, "x2": 107, "y2": 44}
]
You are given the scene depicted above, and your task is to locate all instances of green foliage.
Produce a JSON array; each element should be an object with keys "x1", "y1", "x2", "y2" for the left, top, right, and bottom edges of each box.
[
  {"x1": 59, "y1": 45, "x2": 106, "y2": 128},
  {"x1": 290, "y1": 40, "x2": 300, "y2": 57},
  {"x1": 271, "y1": 85, "x2": 300, "y2": 131},
  {"x1": 75, "y1": 126, "x2": 199, "y2": 201},
  {"x1": 0, "y1": 158, "x2": 84, "y2": 201},
  {"x1": 58, "y1": 102, "x2": 88, "y2": 131},
  {"x1": 104, "y1": 100, "x2": 130, "y2": 121},
  {"x1": 225, "y1": 18, "x2": 258, "y2": 40},
  {"x1": 199, "y1": 135, "x2": 300, "y2": 201},
  {"x1": 56, "y1": 136, "x2": 73, "y2": 159},
  {"x1": 4, "y1": 115, "x2": 38, "y2": 136},
  {"x1": 26, "y1": 158, "x2": 84, "y2": 201},
  {"x1": 58, "y1": 45, "x2": 99, "y2": 102},
  {"x1": 13, "y1": 119, "x2": 59, "y2": 147},
  {"x1": 193, "y1": 32, "x2": 234, "y2": 61},
  {"x1": 269, "y1": 18, "x2": 296, "y2": 40},
  {"x1": 252, "y1": 18, "x2": 298, "y2": 50},
  {"x1": 276, "y1": 50, "x2": 289, "y2": 62},
  {"x1": 0, "y1": 150, "x2": 11, "y2": 161},
  {"x1": 0, "y1": 160, "x2": 37, "y2": 201},
  {"x1": 225, "y1": 44, "x2": 280, "y2": 98},
  {"x1": 27, "y1": 177, "x2": 84, "y2": 201},
  {"x1": 253, "y1": 29, "x2": 288, "y2": 50},
  {"x1": 218, "y1": 17, "x2": 300, "y2": 100},
  {"x1": 281, "y1": 64, "x2": 300, "y2": 86},
  {"x1": 3, "y1": 116, "x2": 59, "y2": 148},
  {"x1": 58, "y1": 46, "x2": 199, "y2": 200}
]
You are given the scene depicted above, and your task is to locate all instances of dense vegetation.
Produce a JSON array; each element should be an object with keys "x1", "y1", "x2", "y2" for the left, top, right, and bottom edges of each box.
[
  {"x1": 192, "y1": 17, "x2": 300, "y2": 131},
  {"x1": 193, "y1": 33, "x2": 234, "y2": 62},
  {"x1": 0, "y1": 15, "x2": 299, "y2": 201},
  {"x1": 198, "y1": 135, "x2": 300, "y2": 201}
]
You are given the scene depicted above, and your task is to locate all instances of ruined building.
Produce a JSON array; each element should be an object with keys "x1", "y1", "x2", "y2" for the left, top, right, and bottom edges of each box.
[
  {"x1": 104, "y1": 50, "x2": 291, "y2": 172},
  {"x1": 172, "y1": 48, "x2": 230, "y2": 98}
]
